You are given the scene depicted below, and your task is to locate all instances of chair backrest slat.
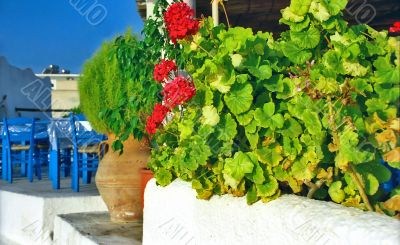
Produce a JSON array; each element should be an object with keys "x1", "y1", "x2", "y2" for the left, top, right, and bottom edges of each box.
[
  {"x1": 70, "y1": 114, "x2": 104, "y2": 148},
  {"x1": 2, "y1": 118, "x2": 35, "y2": 143}
]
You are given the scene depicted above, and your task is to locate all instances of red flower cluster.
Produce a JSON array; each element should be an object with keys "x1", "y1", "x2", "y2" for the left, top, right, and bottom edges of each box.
[
  {"x1": 164, "y1": 2, "x2": 199, "y2": 44},
  {"x1": 153, "y1": 59, "x2": 177, "y2": 82},
  {"x1": 146, "y1": 103, "x2": 170, "y2": 135},
  {"x1": 162, "y1": 76, "x2": 196, "y2": 109},
  {"x1": 389, "y1": 22, "x2": 400, "y2": 33}
]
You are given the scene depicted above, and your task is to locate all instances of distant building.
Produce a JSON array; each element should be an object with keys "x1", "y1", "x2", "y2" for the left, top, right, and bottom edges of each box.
[{"x1": 35, "y1": 73, "x2": 80, "y2": 118}]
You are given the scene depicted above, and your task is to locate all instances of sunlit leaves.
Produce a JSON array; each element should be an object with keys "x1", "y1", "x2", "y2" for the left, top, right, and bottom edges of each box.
[
  {"x1": 201, "y1": 105, "x2": 220, "y2": 126},
  {"x1": 224, "y1": 83, "x2": 253, "y2": 115},
  {"x1": 289, "y1": 0, "x2": 312, "y2": 16},
  {"x1": 223, "y1": 152, "x2": 256, "y2": 188}
]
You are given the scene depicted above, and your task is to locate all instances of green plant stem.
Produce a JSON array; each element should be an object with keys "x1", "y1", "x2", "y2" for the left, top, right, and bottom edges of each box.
[
  {"x1": 349, "y1": 163, "x2": 374, "y2": 212},
  {"x1": 217, "y1": 0, "x2": 231, "y2": 28},
  {"x1": 305, "y1": 180, "x2": 325, "y2": 199}
]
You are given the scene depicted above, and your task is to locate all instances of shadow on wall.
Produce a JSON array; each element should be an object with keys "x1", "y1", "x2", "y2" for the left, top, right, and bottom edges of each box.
[{"x1": 0, "y1": 56, "x2": 52, "y2": 120}]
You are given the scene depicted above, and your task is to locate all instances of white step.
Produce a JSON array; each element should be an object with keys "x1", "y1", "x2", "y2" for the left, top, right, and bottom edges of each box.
[
  {"x1": 53, "y1": 212, "x2": 142, "y2": 245},
  {"x1": 0, "y1": 177, "x2": 107, "y2": 244}
]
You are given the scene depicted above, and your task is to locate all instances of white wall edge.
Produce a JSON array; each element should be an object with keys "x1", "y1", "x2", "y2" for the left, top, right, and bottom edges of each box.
[{"x1": 143, "y1": 178, "x2": 400, "y2": 245}]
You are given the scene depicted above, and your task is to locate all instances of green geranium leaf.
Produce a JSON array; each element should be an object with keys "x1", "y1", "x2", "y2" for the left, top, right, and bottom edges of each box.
[
  {"x1": 321, "y1": 0, "x2": 348, "y2": 15},
  {"x1": 257, "y1": 176, "x2": 279, "y2": 197},
  {"x1": 246, "y1": 130, "x2": 259, "y2": 150},
  {"x1": 254, "y1": 102, "x2": 284, "y2": 130},
  {"x1": 201, "y1": 105, "x2": 220, "y2": 126},
  {"x1": 281, "y1": 7, "x2": 305, "y2": 23},
  {"x1": 255, "y1": 102, "x2": 275, "y2": 122},
  {"x1": 309, "y1": 1, "x2": 331, "y2": 22},
  {"x1": 256, "y1": 145, "x2": 283, "y2": 166},
  {"x1": 328, "y1": 181, "x2": 345, "y2": 203},
  {"x1": 236, "y1": 110, "x2": 254, "y2": 126},
  {"x1": 249, "y1": 65, "x2": 273, "y2": 80},
  {"x1": 155, "y1": 168, "x2": 173, "y2": 187},
  {"x1": 223, "y1": 152, "x2": 256, "y2": 188},
  {"x1": 290, "y1": 26, "x2": 321, "y2": 49},
  {"x1": 230, "y1": 54, "x2": 243, "y2": 68},
  {"x1": 355, "y1": 162, "x2": 392, "y2": 183},
  {"x1": 343, "y1": 61, "x2": 368, "y2": 77},
  {"x1": 246, "y1": 184, "x2": 259, "y2": 204},
  {"x1": 282, "y1": 41, "x2": 312, "y2": 64},
  {"x1": 363, "y1": 173, "x2": 379, "y2": 195},
  {"x1": 290, "y1": 0, "x2": 312, "y2": 16},
  {"x1": 373, "y1": 57, "x2": 400, "y2": 84},
  {"x1": 251, "y1": 163, "x2": 266, "y2": 184},
  {"x1": 217, "y1": 113, "x2": 237, "y2": 141},
  {"x1": 224, "y1": 83, "x2": 253, "y2": 115}
]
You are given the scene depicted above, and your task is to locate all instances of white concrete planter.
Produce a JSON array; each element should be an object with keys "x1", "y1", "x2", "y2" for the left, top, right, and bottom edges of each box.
[{"x1": 143, "y1": 179, "x2": 400, "y2": 245}]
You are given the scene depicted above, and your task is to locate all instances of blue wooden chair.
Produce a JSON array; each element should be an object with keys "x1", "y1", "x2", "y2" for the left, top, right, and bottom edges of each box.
[
  {"x1": 70, "y1": 114, "x2": 105, "y2": 192},
  {"x1": 1, "y1": 118, "x2": 38, "y2": 183},
  {"x1": 48, "y1": 118, "x2": 73, "y2": 189}
]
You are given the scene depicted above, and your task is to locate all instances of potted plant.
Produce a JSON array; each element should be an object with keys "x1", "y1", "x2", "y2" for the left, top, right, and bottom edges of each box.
[
  {"x1": 147, "y1": 0, "x2": 400, "y2": 219},
  {"x1": 79, "y1": 0, "x2": 183, "y2": 223}
]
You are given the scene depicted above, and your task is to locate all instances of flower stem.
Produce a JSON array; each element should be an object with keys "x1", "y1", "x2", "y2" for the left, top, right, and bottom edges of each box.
[
  {"x1": 192, "y1": 40, "x2": 214, "y2": 57},
  {"x1": 349, "y1": 163, "x2": 374, "y2": 212},
  {"x1": 217, "y1": 0, "x2": 231, "y2": 28}
]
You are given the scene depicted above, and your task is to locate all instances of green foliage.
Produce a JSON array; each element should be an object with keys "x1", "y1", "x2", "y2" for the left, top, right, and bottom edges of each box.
[
  {"x1": 79, "y1": 40, "x2": 124, "y2": 133},
  {"x1": 80, "y1": 0, "x2": 180, "y2": 152},
  {"x1": 148, "y1": 1, "x2": 400, "y2": 216}
]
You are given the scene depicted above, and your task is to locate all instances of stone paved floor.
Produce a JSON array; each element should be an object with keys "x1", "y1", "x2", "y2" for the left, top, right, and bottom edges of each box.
[
  {"x1": 0, "y1": 173, "x2": 100, "y2": 198},
  {"x1": 58, "y1": 212, "x2": 142, "y2": 245}
]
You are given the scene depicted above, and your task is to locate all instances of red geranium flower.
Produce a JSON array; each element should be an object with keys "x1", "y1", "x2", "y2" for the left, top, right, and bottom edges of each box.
[
  {"x1": 389, "y1": 21, "x2": 400, "y2": 33},
  {"x1": 164, "y1": 2, "x2": 199, "y2": 44},
  {"x1": 162, "y1": 76, "x2": 196, "y2": 109},
  {"x1": 145, "y1": 103, "x2": 170, "y2": 135},
  {"x1": 145, "y1": 116, "x2": 157, "y2": 135},
  {"x1": 153, "y1": 59, "x2": 177, "y2": 82}
]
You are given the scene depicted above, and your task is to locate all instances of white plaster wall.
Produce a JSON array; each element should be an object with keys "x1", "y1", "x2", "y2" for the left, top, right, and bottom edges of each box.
[
  {"x1": 143, "y1": 179, "x2": 400, "y2": 245},
  {"x1": 0, "y1": 190, "x2": 107, "y2": 245},
  {"x1": 0, "y1": 56, "x2": 52, "y2": 119}
]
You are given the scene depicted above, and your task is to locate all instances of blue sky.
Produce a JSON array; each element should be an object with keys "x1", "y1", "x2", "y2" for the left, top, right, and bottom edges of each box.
[{"x1": 0, "y1": 0, "x2": 144, "y2": 73}]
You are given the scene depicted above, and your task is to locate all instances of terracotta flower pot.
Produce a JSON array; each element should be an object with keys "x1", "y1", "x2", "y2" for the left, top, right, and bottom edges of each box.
[
  {"x1": 140, "y1": 168, "x2": 154, "y2": 209},
  {"x1": 95, "y1": 134, "x2": 150, "y2": 223}
]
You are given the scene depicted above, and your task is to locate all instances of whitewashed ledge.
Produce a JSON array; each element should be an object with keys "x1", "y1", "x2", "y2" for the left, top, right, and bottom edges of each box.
[{"x1": 143, "y1": 179, "x2": 400, "y2": 245}]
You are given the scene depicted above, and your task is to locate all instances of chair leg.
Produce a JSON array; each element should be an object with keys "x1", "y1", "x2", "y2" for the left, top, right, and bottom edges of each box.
[
  {"x1": 20, "y1": 150, "x2": 27, "y2": 177},
  {"x1": 62, "y1": 149, "x2": 71, "y2": 178},
  {"x1": 7, "y1": 148, "x2": 12, "y2": 183},
  {"x1": 82, "y1": 153, "x2": 89, "y2": 184},
  {"x1": 1, "y1": 146, "x2": 7, "y2": 180},
  {"x1": 28, "y1": 150, "x2": 33, "y2": 182},
  {"x1": 35, "y1": 148, "x2": 42, "y2": 180},
  {"x1": 50, "y1": 149, "x2": 60, "y2": 190},
  {"x1": 71, "y1": 151, "x2": 79, "y2": 192}
]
